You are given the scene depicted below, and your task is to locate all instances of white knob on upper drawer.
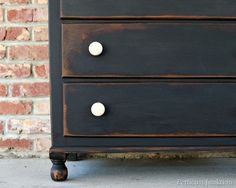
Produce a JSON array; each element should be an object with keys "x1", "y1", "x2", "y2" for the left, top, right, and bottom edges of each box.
[
  {"x1": 91, "y1": 102, "x2": 105, "y2": 117},
  {"x1": 89, "y1": 41, "x2": 103, "y2": 56}
]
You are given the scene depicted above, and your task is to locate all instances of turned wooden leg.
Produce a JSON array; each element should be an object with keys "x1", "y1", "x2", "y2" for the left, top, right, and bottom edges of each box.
[
  {"x1": 49, "y1": 150, "x2": 68, "y2": 181},
  {"x1": 50, "y1": 160, "x2": 68, "y2": 181}
]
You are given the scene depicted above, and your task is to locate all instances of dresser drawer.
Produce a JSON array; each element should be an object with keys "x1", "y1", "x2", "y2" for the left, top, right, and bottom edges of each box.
[
  {"x1": 62, "y1": 22, "x2": 236, "y2": 78},
  {"x1": 64, "y1": 82, "x2": 236, "y2": 137},
  {"x1": 61, "y1": 0, "x2": 236, "y2": 19}
]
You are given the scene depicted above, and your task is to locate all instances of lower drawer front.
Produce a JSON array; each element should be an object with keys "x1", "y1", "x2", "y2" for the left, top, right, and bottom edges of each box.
[{"x1": 64, "y1": 82, "x2": 236, "y2": 137}]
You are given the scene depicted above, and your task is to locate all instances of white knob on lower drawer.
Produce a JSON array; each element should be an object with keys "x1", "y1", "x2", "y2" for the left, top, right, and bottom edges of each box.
[
  {"x1": 89, "y1": 41, "x2": 103, "y2": 56},
  {"x1": 91, "y1": 102, "x2": 105, "y2": 117}
]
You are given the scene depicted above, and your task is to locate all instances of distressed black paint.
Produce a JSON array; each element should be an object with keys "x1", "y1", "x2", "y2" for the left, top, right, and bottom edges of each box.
[
  {"x1": 62, "y1": 23, "x2": 236, "y2": 78},
  {"x1": 61, "y1": 0, "x2": 236, "y2": 19},
  {"x1": 64, "y1": 82, "x2": 236, "y2": 137},
  {"x1": 50, "y1": 0, "x2": 236, "y2": 181}
]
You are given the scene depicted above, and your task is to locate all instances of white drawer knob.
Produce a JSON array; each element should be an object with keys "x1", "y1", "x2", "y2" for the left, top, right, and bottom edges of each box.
[
  {"x1": 89, "y1": 41, "x2": 103, "y2": 56},
  {"x1": 91, "y1": 102, "x2": 105, "y2": 117}
]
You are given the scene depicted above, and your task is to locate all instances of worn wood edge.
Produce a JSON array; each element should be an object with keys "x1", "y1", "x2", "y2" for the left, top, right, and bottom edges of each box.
[
  {"x1": 63, "y1": 82, "x2": 236, "y2": 138},
  {"x1": 63, "y1": 80, "x2": 236, "y2": 85},
  {"x1": 61, "y1": 22, "x2": 236, "y2": 78},
  {"x1": 63, "y1": 132, "x2": 236, "y2": 138},
  {"x1": 50, "y1": 146, "x2": 236, "y2": 154},
  {"x1": 62, "y1": 78, "x2": 236, "y2": 84},
  {"x1": 60, "y1": 15, "x2": 236, "y2": 20},
  {"x1": 62, "y1": 75, "x2": 236, "y2": 79}
]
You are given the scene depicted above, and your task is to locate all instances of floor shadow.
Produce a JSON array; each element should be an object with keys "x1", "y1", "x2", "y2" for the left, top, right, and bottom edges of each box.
[{"x1": 66, "y1": 158, "x2": 236, "y2": 181}]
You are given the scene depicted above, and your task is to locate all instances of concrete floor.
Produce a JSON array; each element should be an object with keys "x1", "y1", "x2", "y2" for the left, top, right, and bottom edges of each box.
[{"x1": 0, "y1": 158, "x2": 235, "y2": 188}]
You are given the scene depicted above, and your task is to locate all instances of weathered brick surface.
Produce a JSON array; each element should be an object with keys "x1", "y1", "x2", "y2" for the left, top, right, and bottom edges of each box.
[
  {"x1": 5, "y1": 27, "x2": 30, "y2": 41},
  {"x1": 0, "y1": 0, "x2": 49, "y2": 157},
  {"x1": 34, "y1": 0, "x2": 47, "y2": 4},
  {"x1": 33, "y1": 100, "x2": 50, "y2": 114},
  {"x1": 7, "y1": 9, "x2": 33, "y2": 22},
  {"x1": 35, "y1": 137, "x2": 51, "y2": 152},
  {"x1": 0, "y1": 8, "x2": 3, "y2": 22},
  {"x1": 33, "y1": 27, "x2": 48, "y2": 41},
  {"x1": 0, "y1": 139, "x2": 32, "y2": 150},
  {"x1": 11, "y1": 82, "x2": 49, "y2": 97},
  {"x1": 0, "y1": 120, "x2": 5, "y2": 134},
  {"x1": 33, "y1": 8, "x2": 48, "y2": 22},
  {"x1": 0, "y1": 101, "x2": 32, "y2": 115},
  {"x1": 33, "y1": 64, "x2": 49, "y2": 78},
  {"x1": 0, "y1": 28, "x2": 6, "y2": 40},
  {"x1": 0, "y1": 45, "x2": 6, "y2": 59},
  {"x1": 0, "y1": 64, "x2": 31, "y2": 78},
  {"x1": 0, "y1": 0, "x2": 30, "y2": 4},
  {"x1": 9, "y1": 45, "x2": 48, "y2": 60},
  {"x1": 8, "y1": 118, "x2": 50, "y2": 134},
  {"x1": 0, "y1": 84, "x2": 7, "y2": 96}
]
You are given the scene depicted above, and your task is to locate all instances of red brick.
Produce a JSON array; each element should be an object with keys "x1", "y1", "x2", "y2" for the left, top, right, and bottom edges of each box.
[
  {"x1": 0, "y1": 8, "x2": 3, "y2": 22},
  {"x1": 33, "y1": 64, "x2": 49, "y2": 78},
  {"x1": 0, "y1": 139, "x2": 32, "y2": 150},
  {"x1": 7, "y1": 9, "x2": 33, "y2": 22},
  {"x1": 11, "y1": 82, "x2": 49, "y2": 97},
  {"x1": 8, "y1": 118, "x2": 50, "y2": 134},
  {"x1": 33, "y1": 7, "x2": 48, "y2": 22},
  {"x1": 9, "y1": 45, "x2": 48, "y2": 60},
  {"x1": 5, "y1": 27, "x2": 30, "y2": 41},
  {"x1": 33, "y1": 27, "x2": 48, "y2": 41},
  {"x1": 0, "y1": 101, "x2": 32, "y2": 115},
  {"x1": 0, "y1": 120, "x2": 5, "y2": 134},
  {"x1": 0, "y1": 84, "x2": 7, "y2": 96},
  {"x1": 0, "y1": 0, "x2": 30, "y2": 4},
  {"x1": 0, "y1": 64, "x2": 31, "y2": 78},
  {"x1": 0, "y1": 28, "x2": 6, "y2": 40},
  {"x1": 0, "y1": 45, "x2": 6, "y2": 59}
]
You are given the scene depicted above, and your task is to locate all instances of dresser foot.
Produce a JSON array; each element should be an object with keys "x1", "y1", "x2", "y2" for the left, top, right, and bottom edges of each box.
[
  {"x1": 50, "y1": 151, "x2": 68, "y2": 181},
  {"x1": 50, "y1": 160, "x2": 68, "y2": 181}
]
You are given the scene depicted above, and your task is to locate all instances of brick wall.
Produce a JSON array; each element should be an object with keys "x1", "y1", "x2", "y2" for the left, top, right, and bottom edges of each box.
[{"x1": 0, "y1": 0, "x2": 50, "y2": 158}]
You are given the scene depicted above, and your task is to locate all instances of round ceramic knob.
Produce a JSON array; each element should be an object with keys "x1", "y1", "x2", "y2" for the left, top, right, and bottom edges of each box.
[
  {"x1": 91, "y1": 102, "x2": 105, "y2": 117},
  {"x1": 89, "y1": 41, "x2": 103, "y2": 56}
]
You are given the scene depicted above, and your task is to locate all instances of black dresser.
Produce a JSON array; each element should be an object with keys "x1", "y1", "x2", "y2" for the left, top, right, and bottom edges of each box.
[{"x1": 49, "y1": 0, "x2": 236, "y2": 181}]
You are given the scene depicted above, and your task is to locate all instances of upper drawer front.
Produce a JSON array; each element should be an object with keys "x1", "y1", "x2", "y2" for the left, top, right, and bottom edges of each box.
[
  {"x1": 61, "y1": 0, "x2": 236, "y2": 19},
  {"x1": 62, "y1": 23, "x2": 236, "y2": 78}
]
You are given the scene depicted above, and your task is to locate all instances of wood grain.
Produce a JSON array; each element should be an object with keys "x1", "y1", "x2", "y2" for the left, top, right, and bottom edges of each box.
[
  {"x1": 50, "y1": 146, "x2": 236, "y2": 154},
  {"x1": 62, "y1": 22, "x2": 236, "y2": 78},
  {"x1": 50, "y1": 0, "x2": 236, "y2": 174},
  {"x1": 60, "y1": 0, "x2": 236, "y2": 19},
  {"x1": 64, "y1": 82, "x2": 236, "y2": 137}
]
